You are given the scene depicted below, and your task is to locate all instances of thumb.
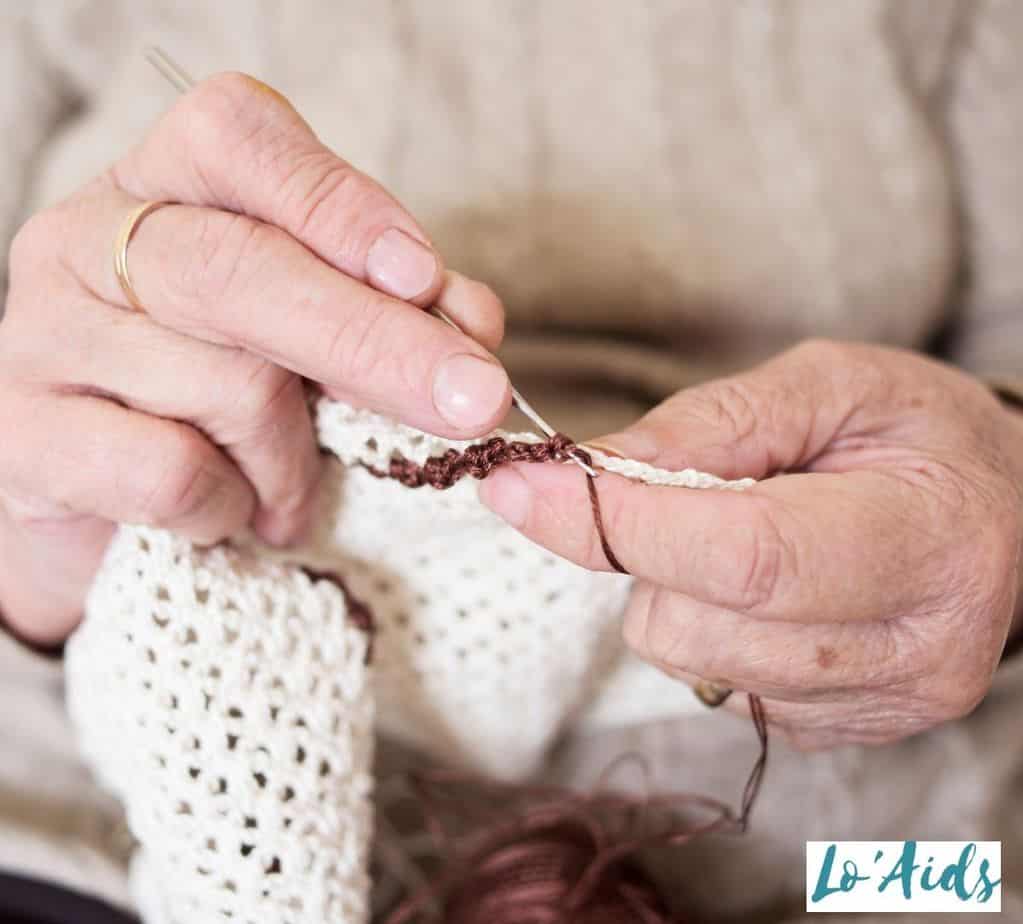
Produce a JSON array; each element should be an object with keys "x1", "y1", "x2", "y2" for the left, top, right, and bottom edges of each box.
[
  {"x1": 478, "y1": 341, "x2": 922, "y2": 616},
  {"x1": 586, "y1": 340, "x2": 868, "y2": 481}
]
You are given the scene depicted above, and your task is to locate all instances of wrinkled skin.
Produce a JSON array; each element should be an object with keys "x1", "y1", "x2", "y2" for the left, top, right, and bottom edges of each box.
[
  {"x1": 0, "y1": 72, "x2": 509, "y2": 644},
  {"x1": 481, "y1": 340, "x2": 1023, "y2": 749},
  {"x1": 2, "y1": 73, "x2": 1019, "y2": 752}
]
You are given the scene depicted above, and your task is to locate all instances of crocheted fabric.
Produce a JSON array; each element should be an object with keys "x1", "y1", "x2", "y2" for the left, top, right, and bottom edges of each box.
[{"x1": 64, "y1": 399, "x2": 753, "y2": 924}]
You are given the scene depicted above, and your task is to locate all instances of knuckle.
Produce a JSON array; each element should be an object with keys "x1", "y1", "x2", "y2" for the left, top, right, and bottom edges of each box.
[
  {"x1": 622, "y1": 589, "x2": 667, "y2": 665},
  {"x1": 172, "y1": 212, "x2": 276, "y2": 311},
  {"x1": 322, "y1": 298, "x2": 395, "y2": 384},
  {"x1": 227, "y1": 360, "x2": 299, "y2": 434},
  {"x1": 958, "y1": 550, "x2": 1020, "y2": 652},
  {"x1": 181, "y1": 71, "x2": 272, "y2": 147},
  {"x1": 621, "y1": 597, "x2": 652, "y2": 659},
  {"x1": 216, "y1": 361, "x2": 316, "y2": 512},
  {"x1": 984, "y1": 502, "x2": 1022, "y2": 589},
  {"x1": 868, "y1": 620, "x2": 919, "y2": 689},
  {"x1": 280, "y1": 155, "x2": 385, "y2": 254},
  {"x1": 955, "y1": 670, "x2": 993, "y2": 717},
  {"x1": 138, "y1": 432, "x2": 220, "y2": 527},
  {"x1": 923, "y1": 498, "x2": 1021, "y2": 663},
  {"x1": 199, "y1": 70, "x2": 262, "y2": 105},
  {"x1": 181, "y1": 72, "x2": 390, "y2": 257},
  {"x1": 625, "y1": 589, "x2": 697, "y2": 674},
  {"x1": 692, "y1": 379, "x2": 760, "y2": 447},
  {"x1": 788, "y1": 338, "x2": 839, "y2": 380},
  {"x1": 911, "y1": 458, "x2": 973, "y2": 517},
  {"x1": 180, "y1": 72, "x2": 304, "y2": 195},
  {"x1": 727, "y1": 500, "x2": 794, "y2": 611},
  {"x1": 927, "y1": 666, "x2": 992, "y2": 723},
  {"x1": 788, "y1": 337, "x2": 860, "y2": 373},
  {"x1": 911, "y1": 611, "x2": 998, "y2": 724},
  {"x1": 791, "y1": 337, "x2": 893, "y2": 406},
  {"x1": 791, "y1": 336, "x2": 844, "y2": 361},
  {"x1": 267, "y1": 469, "x2": 316, "y2": 517}
]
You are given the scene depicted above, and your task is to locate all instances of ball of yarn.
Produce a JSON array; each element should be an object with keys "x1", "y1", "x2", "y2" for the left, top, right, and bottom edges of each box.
[{"x1": 443, "y1": 815, "x2": 677, "y2": 924}]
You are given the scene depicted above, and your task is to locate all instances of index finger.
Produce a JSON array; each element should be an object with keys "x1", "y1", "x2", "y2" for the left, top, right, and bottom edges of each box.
[
  {"x1": 478, "y1": 461, "x2": 945, "y2": 623},
  {"x1": 57, "y1": 190, "x2": 511, "y2": 438},
  {"x1": 114, "y1": 72, "x2": 441, "y2": 306}
]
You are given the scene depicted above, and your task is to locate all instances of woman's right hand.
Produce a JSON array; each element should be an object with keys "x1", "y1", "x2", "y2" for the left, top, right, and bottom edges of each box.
[{"x1": 0, "y1": 72, "x2": 510, "y2": 646}]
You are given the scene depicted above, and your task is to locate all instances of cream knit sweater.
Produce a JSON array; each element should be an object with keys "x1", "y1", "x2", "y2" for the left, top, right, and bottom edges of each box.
[{"x1": 2, "y1": 1, "x2": 1023, "y2": 920}]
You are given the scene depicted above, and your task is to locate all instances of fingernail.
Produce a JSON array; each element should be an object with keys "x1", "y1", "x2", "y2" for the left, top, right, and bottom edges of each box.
[
  {"x1": 366, "y1": 228, "x2": 438, "y2": 300},
  {"x1": 432, "y1": 353, "x2": 509, "y2": 430},
  {"x1": 587, "y1": 430, "x2": 659, "y2": 462},
  {"x1": 479, "y1": 467, "x2": 531, "y2": 529}
]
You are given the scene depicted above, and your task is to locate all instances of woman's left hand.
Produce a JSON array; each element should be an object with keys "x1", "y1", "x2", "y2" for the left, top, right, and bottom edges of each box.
[{"x1": 480, "y1": 340, "x2": 1023, "y2": 749}]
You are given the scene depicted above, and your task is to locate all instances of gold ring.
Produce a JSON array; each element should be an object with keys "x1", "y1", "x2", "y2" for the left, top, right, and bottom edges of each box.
[
  {"x1": 693, "y1": 680, "x2": 734, "y2": 708},
  {"x1": 113, "y1": 200, "x2": 173, "y2": 313}
]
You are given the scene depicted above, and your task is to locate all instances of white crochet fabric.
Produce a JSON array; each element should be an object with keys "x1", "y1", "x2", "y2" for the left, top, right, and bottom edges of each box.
[
  {"x1": 65, "y1": 529, "x2": 374, "y2": 924},
  {"x1": 65, "y1": 399, "x2": 752, "y2": 924}
]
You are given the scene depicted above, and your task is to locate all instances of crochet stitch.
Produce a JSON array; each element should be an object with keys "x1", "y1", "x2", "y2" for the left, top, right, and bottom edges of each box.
[{"x1": 65, "y1": 399, "x2": 755, "y2": 924}]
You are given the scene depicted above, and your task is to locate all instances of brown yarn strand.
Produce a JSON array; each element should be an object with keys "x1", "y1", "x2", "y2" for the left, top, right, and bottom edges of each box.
[
  {"x1": 369, "y1": 432, "x2": 771, "y2": 923},
  {"x1": 578, "y1": 444, "x2": 768, "y2": 835},
  {"x1": 299, "y1": 566, "x2": 376, "y2": 664},
  {"x1": 577, "y1": 446, "x2": 630, "y2": 575}
]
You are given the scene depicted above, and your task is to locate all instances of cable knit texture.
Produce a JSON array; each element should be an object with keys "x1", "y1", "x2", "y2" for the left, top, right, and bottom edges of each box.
[{"x1": 1, "y1": 2, "x2": 1023, "y2": 922}]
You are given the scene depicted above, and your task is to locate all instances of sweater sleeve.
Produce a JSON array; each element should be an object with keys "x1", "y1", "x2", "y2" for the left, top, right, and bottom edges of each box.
[
  {"x1": 943, "y1": 0, "x2": 1023, "y2": 378},
  {"x1": 0, "y1": 9, "x2": 81, "y2": 308}
]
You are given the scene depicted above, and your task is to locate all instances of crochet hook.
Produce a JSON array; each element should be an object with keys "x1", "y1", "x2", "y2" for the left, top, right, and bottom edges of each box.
[
  {"x1": 144, "y1": 46, "x2": 598, "y2": 479},
  {"x1": 430, "y1": 310, "x2": 599, "y2": 477}
]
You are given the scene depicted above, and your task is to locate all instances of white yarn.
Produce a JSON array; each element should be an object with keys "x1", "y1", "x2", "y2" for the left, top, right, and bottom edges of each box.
[
  {"x1": 65, "y1": 399, "x2": 753, "y2": 924},
  {"x1": 589, "y1": 450, "x2": 755, "y2": 491},
  {"x1": 66, "y1": 528, "x2": 374, "y2": 924}
]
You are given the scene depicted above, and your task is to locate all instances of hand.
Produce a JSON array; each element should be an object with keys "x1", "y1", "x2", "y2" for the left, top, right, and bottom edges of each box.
[
  {"x1": 0, "y1": 72, "x2": 510, "y2": 645},
  {"x1": 480, "y1": 340, "x2": 1023, "y2": 749}
]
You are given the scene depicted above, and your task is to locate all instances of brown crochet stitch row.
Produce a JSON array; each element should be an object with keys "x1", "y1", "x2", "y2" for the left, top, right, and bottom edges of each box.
[
  {"x1": 364, "y1": 434, "x2": 627, "y2": 573},
  {"x1": 362, "y1": 433, "x2": 584, "y2": 489}
]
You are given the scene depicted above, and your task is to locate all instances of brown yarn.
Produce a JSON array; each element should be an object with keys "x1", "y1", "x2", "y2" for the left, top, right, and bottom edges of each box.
[
  {"x1": 383, "y1": 765, "x2": 753, "y2": 924},
  {"x1": 443, "y1": 838, "x2": 670, "y2": 924},
  {"x1": 575, "y1": 445, "x2": 630, "y2": 578},
  {"x1": 299, "y1": 566, "x2": 375, "y2": 664},
  {"x1": 363, "y1": 433, "x2": 588, "y2": 489},
  {"x1": 363, "y1": 435, "x2": 626, "y2": 570},
  {"x1": 386, "y1": 696, "x2": 768, "y2": 923},
  {"x1": 366, "y1": 433, "x2": 770, "y2": 922},
  {"x1": 425, "y1": 811, "x2": 680, "y2": 924}
]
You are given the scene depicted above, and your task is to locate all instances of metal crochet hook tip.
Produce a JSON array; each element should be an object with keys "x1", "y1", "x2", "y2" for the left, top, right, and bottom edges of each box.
[
  {"x1": 144, "y1": 49, "x2": 598, "y2": 480},
  {"x1": 145, "y1": 46, "x2": 195, "y2": 92},
  {"x1": 430, "y1": 310, "x2": 598, "y2": 478}
]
